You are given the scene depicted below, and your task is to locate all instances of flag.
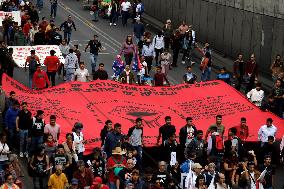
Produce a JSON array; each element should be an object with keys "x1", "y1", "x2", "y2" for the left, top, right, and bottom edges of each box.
[
  {"x1": 132, "y1": 47, "x2": 142, "y2": 72},
  {"x1": 112, "y1": 55, "x2": 125, "y2": 77}
]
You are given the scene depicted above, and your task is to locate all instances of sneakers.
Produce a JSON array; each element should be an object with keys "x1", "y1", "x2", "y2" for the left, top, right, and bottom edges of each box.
[
  {"x1": 113, "y1": 23, "x2": 117, "y2": 26},
  {"x1": 19, "y1": 152, "x2": 23, "y2": 158},
  {"x1": 110, "y1": 23, "x2": 112, "y2": 26},
  {"x1": 24, "y1": 152, "x2": 28, "y2": 158},
  {"x1": 181, "y1": 61, "x2": 185, "y2": 64},
  {"x1": 191, "y1": 61, "x2": 196, "y2": 65}
]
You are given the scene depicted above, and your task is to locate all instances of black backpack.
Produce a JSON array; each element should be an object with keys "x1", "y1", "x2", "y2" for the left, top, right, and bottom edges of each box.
[{"x1": 29, "y1": 57, "x2": 38, "y2": 73}]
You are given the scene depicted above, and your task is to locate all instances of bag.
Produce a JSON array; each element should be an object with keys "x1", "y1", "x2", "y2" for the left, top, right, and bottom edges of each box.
[
  {"x1": 29, "y1": 57, "x2": 38, "y2": 73},
  {"x1": 111, "y1": 156, "x2": 124, "y2": 176},
  {"x1": 214, "y1": 135, "x2": 224, "y2": 151}
]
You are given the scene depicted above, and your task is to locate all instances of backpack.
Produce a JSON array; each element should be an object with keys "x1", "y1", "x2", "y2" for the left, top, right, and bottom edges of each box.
[
  {"x1": 212, "y1": 135, "x2": 224, "y2": 152},
  {"x1": 29, "y1": 57, "x2": 38, "y2": 73}
]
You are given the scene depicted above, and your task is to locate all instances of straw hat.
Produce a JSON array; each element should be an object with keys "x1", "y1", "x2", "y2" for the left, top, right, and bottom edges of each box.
[{"x1": 112, "y1": 147, "x2": 126, "y2": 155}]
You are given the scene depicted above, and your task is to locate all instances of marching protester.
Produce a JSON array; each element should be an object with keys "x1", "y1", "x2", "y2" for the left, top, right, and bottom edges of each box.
[
  {"x1": 85, "y1": 35, "x2": 102, "y2": 75},
  {"x1": 73, "y1": 62, "x2": 91, "y2": 82},
  {"x1": 64, "y1": 49, "x2": 79, "y2": 82},
  {"x1": 1, "y1": 1, "x2": 284, "y2": 189},
  {"x1": 32, "y1": 64, "x2": 51, "y2": 90},
  {"x1": 44, "y1": 50, "x2": 60, "y2": 87},
  {"x1": 60, "y1": 15, "x2": 76, "y2": 44}
]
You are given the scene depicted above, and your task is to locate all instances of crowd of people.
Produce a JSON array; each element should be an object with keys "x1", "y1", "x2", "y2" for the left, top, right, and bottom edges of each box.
[
  {"x1": 0, "y1": 91, "x2": 283, "y2": 189},
  {"x1": 0, "y1": 0, "x2": 283, "y2": 189}
]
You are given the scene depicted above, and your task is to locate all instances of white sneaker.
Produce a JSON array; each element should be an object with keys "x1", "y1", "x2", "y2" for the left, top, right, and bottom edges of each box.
[
  {"x1": 181, "y1": 61, "x2": 185, "y2": 64},
  {"x1": 113, "y1": 23, "x2": 117, "y2": 26},
  {"x1": 191, "y1": 61, "x2": 196, "y2": 65},
  {"x1": 24, "y1": 152, "x2": 28, "y2": 158},
  {"x1": 19, "y1": 152, "x2": 23, "y2": 158},
  {"x1": 110, "y1": 23, "x2": 112, "y2": 26}
]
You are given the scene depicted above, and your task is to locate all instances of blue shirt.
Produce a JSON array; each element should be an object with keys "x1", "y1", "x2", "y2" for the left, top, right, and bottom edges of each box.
[{"x1": 5, "y1": 107, "x2": 19, "y2": 129}]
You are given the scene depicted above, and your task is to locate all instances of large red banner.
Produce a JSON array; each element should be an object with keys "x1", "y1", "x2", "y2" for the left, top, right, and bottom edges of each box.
[{"x1": 2, "y1": 74, "x2": 284, "y2": 154}]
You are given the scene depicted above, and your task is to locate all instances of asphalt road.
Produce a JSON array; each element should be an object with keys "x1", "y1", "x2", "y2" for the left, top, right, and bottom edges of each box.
[{"x1": 10, "y1": 0, "x2": 284, "y2": 188}]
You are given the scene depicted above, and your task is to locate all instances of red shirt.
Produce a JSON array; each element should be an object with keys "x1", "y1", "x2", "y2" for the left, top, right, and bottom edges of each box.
[
  {"x1": 44, "y1": 56, "x2": 60, "y2": 72},
  {"x1": 234, "y1": 124, "x2": 249, "y2": 141},
  {"x1": 32, "y1": 70, "x2": 51, "y2": 89},
  {"x1": 73, "y1": 168, "x2": 94, "y2": 189},
  {"x1": 23, "y1": 22, "x2": 32, "y2": 36},
  {"x1": 154, "y1": 73, "x2": 169, "y2": 86},
  {"x1": 106, "y1": 156, "x2": 127, "y2": 182}
]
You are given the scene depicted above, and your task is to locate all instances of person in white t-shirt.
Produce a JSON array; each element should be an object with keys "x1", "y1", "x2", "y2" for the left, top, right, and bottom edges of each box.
[
  {"x1": 153, "y1": 31, "x2": 165, "y2": 66},
  {"x1": 0, "y1": 134, "x2": 10, "y2": 167},
  {"x1": 258, "y1": 118, "x2": 277, "y2": 146},
  {"x1": 44, "y1": 115, "x2": 60, "y2": 144},
  {"x1": 247, "y1": 82, "x2": 264, "y2": 107},
  {"x1": 137, "y1": 56, "x2": 148, "y2": 85},
  {"x1": 73, "y1": 62, "x2": 91, "y2": 82},
  {"x1": 121, "y1": 0, "x2": 131, "y2": 27},
  {"x1": 72, "y1": 122, "x2": 85, "y2": 160}
]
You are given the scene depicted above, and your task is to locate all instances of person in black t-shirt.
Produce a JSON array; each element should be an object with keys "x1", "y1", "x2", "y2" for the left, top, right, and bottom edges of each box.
[
  {"x1": 93, "y1": 63, "x2": 108, "y2": 80},
  {"x1": 153, "y1": 161, "x2": 171, "y2": 188},
  {"x1": 157, "y1": 116, "x2": 176, "y2": 145},
  {"x1": 29, "y1": 110, "x2": 45, "y2": 154},
  {"x1": 258, "y1": 155, "x2": 275, "y2": 189},
  {"x1": 84, "y1": 35, "x2": 102, "y2": 75},
  {"x1": 16, "y1": 102, "x2": 32, "y2": 158}
]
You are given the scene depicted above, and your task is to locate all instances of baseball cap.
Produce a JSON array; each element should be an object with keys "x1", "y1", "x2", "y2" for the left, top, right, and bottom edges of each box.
[{"x1": 71, "y1": 178, "x2": 78, "y2": 185}]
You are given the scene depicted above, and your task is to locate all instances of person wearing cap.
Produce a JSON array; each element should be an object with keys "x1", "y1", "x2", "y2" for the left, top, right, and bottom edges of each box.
[
  {"x1": 44, "y1": 50, "x2": 60, "y2": 86},
  {"x1": 32, "y1": 64, "x2": 51, "y2": 90},
  {"x1": 72, "y1": 122, "x2": 85, "y2": 160},
  {"x1": 85, "y1": 35, "x2": 102, "y2": 75},
  {"x1": 60, "y1": 15, "x2": 76, "y2": 44},
  {"x1": 73, "y1": 160, "x2": 94, "y2": 189},
  {"x1": 48, "y1": 164, "x2": 68, "y2": 189},
  {"x1": 70, "y1": 178, "x2": 79, "y2": 189},
  {"x1": 29, "y1": 110, "x2": 45, "y2": 155},
  {"x1": 90, "y1": 177, "x2": 110, "y2": 189},
  {"x1": 106, "y1": 146, "x2": 126, "y2": 189}
]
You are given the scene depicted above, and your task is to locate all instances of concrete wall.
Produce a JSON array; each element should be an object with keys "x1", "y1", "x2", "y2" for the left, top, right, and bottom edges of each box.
[{"x1": 143, "y1": 0, "x2": 284, "y2": 76}]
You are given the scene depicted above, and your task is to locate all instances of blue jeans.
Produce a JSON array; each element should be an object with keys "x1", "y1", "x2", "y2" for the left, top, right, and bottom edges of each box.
[
  {"x1": 8, "y1": 128, "x2": 17, "y2": 149},
  {"x1": 107, "y1": 182, "x2": 116, "y2": 189},
  {"x1": 65, "y1": 68, "x2": 75, "y2": 81},
  {"x1": 110, "y1": 12, "x2": 118, "y2": 24},
  {"x1": 50, "y1": 3, "x2": 57, "y2": 17},
  {"x1": 29, "y1": 72, "x2": 34, "y2": 89},
  {"x1": 64, "y1": 31, "x2": 72, "y2": 44},
  {"x1": 201, "y1": 67, "x2": 211, "y2": 81},
  {"x1": 90, "y1": 54, "x2": 98, "y2": 74},
  {"x1": 93, "y1": 10, "x2": 99, "y2": 21},
  {"x1": 19, "y1": 129, "x2": 29, "y2": 153},
  {"x1": 30, "y1": 136, "x2": 43, "y2": 154},
  {"x1": 37, "y1": 0, "x2": 43, "y2": 10}
]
